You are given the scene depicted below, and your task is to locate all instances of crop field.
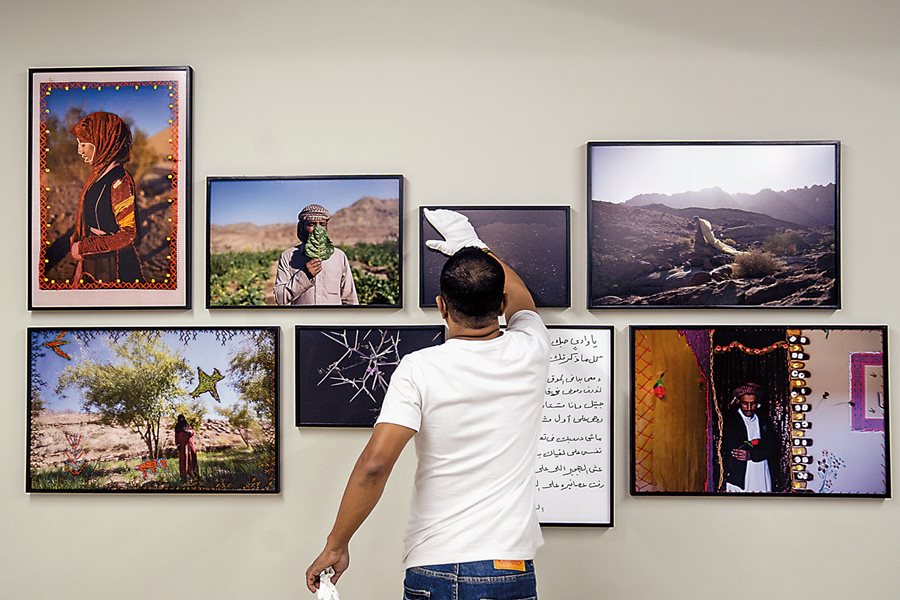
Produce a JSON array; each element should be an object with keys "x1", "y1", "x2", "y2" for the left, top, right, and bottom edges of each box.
[{"x1": 209, "y1": 241, "x2": 400, "y2": 306}]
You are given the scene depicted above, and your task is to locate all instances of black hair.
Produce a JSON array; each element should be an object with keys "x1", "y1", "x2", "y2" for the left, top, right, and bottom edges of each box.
[
  {"x1": 175, "y1": 414, "x2": 188, "y2": 433},
  {"x1": 439, "y1": 247, "x2": 505, "y2": 327}
]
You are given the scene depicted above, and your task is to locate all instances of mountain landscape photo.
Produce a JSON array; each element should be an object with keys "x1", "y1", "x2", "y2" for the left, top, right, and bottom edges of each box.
[{"x1": 590, "y1": 184, "x2": 838, "y2": 307}]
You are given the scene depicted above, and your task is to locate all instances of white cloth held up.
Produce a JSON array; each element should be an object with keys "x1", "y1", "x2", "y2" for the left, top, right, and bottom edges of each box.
[
  {"x1": 316, "y1": 566, "x2": 340, "y2": 600},
  {"x1": 423, "y1": 208, "x2": 488, "y2": 256}
]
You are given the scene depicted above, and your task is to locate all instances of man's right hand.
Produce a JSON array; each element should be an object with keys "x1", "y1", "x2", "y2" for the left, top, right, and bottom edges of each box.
[
  {"x1": 306, "y1": 544, "x2": 349, "y2": 593},
  {"x1": 307, "y1": 258, "x2": 323, "y2": 278},
  {"x1": 423, "y1": 208, "x2": 488, "y2": 256}
]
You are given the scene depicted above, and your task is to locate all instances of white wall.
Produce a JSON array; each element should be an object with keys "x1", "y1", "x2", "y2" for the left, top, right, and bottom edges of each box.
[{"x1": 3, "y1": 1, "x2": 899, "y2": 598}]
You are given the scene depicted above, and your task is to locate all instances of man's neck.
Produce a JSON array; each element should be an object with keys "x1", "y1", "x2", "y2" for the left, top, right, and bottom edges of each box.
[{"x1": 447, "y1": 321, "x2": 502, "y2": 341}]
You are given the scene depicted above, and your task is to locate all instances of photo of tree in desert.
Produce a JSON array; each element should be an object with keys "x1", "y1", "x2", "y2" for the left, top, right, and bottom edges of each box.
[
  {"x1": 30, "y1": 68, "x2": 190, "y2": 309},
  {"x1": 589, "y1": 142, "x2": 839, "y2": 308},
  {"x1": 28, "y1": 327, "x2": 278, "y2": 493}
]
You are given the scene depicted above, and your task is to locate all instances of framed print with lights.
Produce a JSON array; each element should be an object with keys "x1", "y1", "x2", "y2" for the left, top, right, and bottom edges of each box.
[
  {"x1": 28, "y1": 66, "x2": 192, "y2": 310},
  {"x1": 630, "y1": 325, "x2": 889, "y2": 497}
]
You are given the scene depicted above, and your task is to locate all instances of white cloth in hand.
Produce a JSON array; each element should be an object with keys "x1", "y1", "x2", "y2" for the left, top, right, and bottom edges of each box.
[
  {"x1": 423, "y1": 208, "x2": 488, "y2": 256},
  {"x1": 316, "y1": 566, "x2": 341, "y2": 600}
]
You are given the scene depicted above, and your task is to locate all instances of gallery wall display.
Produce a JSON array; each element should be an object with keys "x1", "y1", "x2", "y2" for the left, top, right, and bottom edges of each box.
[
  {"x1": 419, "y1": 206, "x2": 571, "y2": 308},
  {"x1": 588, "y1": 141, "x2": 840, "y2": 309},
  {"x1": 295, "y1": 326, "x2": 445, "y2": 426},
  {"x1": 538, "y1": 326, "x2": 613, "y2": 527},
  {"x1": 207, "y1": 175, "x2": 403, "y2": 308},
  {"x1": 27, "y1": 327, "x2": 279, "y2": 494},
  {"x1": 630, "y1": 326, "x2": 889, "y2": 497},
  {"x1": 28, "y1": 66, "x2": 192, "y2": 310}
]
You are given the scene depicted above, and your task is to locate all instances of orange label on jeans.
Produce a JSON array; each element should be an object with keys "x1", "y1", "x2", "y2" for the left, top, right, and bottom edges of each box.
[{"x1": 493, "y1": 560, "x2": 526, "y2": 572}]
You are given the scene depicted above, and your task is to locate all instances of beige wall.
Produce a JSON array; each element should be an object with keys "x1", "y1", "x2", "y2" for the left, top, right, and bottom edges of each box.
[{"x1": 3, "y1": 1, "x2": 899, "y2": 598}]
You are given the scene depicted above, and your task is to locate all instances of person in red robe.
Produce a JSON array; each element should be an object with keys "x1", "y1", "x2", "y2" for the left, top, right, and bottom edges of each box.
[{"x1": 174, "y1": 414, "x2": 199, "y2": 482}]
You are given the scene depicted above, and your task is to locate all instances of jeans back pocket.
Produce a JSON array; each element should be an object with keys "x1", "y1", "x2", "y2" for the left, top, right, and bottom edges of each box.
[{"x1": 403, "y1": 586, "x2": 431, "y2": 599}]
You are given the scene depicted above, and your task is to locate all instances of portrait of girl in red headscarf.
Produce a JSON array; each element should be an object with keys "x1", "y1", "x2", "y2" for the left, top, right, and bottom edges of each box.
[{"x1": 69, "y1": 111, "x2": 144, "y2": 286}]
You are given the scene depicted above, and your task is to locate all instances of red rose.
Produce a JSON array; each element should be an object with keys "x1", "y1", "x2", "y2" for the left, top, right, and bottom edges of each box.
[
  {"x1": 750, "y1": 438, "x2": 760, "y2": 446},
  {"x1": 653, "y1": 385, "x2": 666, "y2": 398}
]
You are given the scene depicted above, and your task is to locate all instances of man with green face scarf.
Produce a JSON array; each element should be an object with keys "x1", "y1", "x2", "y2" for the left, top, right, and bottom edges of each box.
[{"x1": 274, "y1": 203, "x2": 358, "y2": 306}]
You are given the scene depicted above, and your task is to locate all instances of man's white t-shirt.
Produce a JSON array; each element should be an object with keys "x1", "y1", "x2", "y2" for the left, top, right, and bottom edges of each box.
[{"x1": 376, "y1": 310, "x2": 550, "y2": 569}]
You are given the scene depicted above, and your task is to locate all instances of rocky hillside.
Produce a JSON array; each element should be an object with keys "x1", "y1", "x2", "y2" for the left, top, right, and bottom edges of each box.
[
  {"x1": 209, "y1": 197, "x2": 399, "y2": 253},
  {"x1": 30, "y1": 411, "x2": 269, "y2": 468},
  {"x1": 590, "y1": 201, "x2": 837, "y2": 306}
]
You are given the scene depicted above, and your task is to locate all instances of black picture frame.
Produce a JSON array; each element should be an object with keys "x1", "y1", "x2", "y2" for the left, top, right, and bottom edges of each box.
[
  {"x1": 629, "y1": 325, "x2": 890, "y2": 498},
  {"x1": 206, "y1": 175, "x2": 404, "y2": 309},
  {"x1": 587, "y1": 141, "x2": 841, "y2": 309},
  {"x1": 419, "y1": 205, "x2": 571, "y2": 308},
  {"x1": 295, "y1": 325, "x2": 445, "y2": 427},
  {"x1": 27, "y1": 326, "x2": 280, "y2": 494},
  {"x1": 539, "y1": 325, "x2": 614, "y2": 527},
  {"x1": 28, "y1": 66, "x2": 193, "y2": 310}
]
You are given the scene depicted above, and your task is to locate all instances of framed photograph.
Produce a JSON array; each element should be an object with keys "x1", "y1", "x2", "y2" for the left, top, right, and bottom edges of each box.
[
  {"x1": 588, "y1": 142, "x2": 840, "y2": 308},
  {"x1": 207, "y1": 176, "x2": 402, "y2": 308},
  {"x1": 296, "y1": 326, "x2": 445, "y2": 427},
  {"x1": 29, "y1": 66, "x2": 192, "y2": 310},
  {"x1": 539, "y1": 326, "x2": 613, "y2": 527},
  {"x1": 419, "y1": 206, "x2": 571, "y2": 308},
  {"x1": 27, "y1": 327, "x2": 279, "y2": 493},
  {"x1": 630, "y1": 326, "x2": 889, "y2": 497}
]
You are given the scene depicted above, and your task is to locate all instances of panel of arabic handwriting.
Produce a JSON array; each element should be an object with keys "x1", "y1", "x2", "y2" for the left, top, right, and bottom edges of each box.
[{"x1": 536, "y1": 327, "x2": 613, "y2": 526}]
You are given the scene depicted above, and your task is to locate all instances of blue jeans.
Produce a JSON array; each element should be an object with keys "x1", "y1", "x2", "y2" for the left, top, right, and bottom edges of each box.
[{"x1": 403, "y1": 560, "x2": 537, "y2": 600}]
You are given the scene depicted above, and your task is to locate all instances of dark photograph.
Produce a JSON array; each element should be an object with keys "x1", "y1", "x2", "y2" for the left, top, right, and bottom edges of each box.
[
  {"x1": 28, "y1": 327, "x2": 278, "y2": 493},
  {"x1": 208, "y1": 176, "x2": 402, "y2": 308},
  {"x1": 296, "y1": 326, "x2": 445, "y2": 426},
  {"x1": 589, "y1": 142, "x2": 839, "y2": 308},
  {"x1": 420, "y1": 206, "x2": 570, "y2": 308},
  {"x1": 631, "y1": 326, "x2": 888, "y2": 496}
]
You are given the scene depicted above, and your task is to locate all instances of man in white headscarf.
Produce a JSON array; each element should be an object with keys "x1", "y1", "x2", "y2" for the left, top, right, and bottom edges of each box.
[
  {"x1": 723, "y1": 383, "x2": 777, "y2": 493},
  {"x1": 274, "y1": 203, "x2": 358, "y2": 306}
]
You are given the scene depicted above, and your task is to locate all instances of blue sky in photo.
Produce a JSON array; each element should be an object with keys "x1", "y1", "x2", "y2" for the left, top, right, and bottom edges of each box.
[
  {"x1": 44, "y1": 83, "x2": 175, "y2": 137},
  {"x1": 32, "y1": 330, "x2": 263, "y2": 414},
  {"x1": 590, "y1": 144, "x2": 837, "y2": 203},
  {"x1": 209, "y1": 178, "x2": 401, "y2": 226}
]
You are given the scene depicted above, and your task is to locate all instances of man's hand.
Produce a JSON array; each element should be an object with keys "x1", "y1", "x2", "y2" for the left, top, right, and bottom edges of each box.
[
  {"x1": 307, "y1": 258, "x2": 323, "y2": 278},
  {"x1": 70, "y1": 241, "x2": 82, "y2": 261},
  {"x1": 423, "y1": 208, "x2": 488, "y2": 256},
  {"x1": 732, "y1": 448, "x2": 749, "y2": 461},
  {"x1": 306, "y1": 545, "x2": 349, "y2": 593}
]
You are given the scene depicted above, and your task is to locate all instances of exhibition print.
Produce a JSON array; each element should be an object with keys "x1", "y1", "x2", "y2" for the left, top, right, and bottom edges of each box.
[
  {"x1": 588, "y1": 142, "x2": 840, "y2": 308},
  {"x1": 28, "y1": 327, "x2": 279, "y2": 493},
  {"x1": 419, "y1": 206, "x2": 571, "y2": 308},
  {"x1": 538, "y1": 327, "x2": 613, "y2": 527},
  {"x1": 207, "y1": 176, "x2": 402, "y2": 308},
  {"x1": 29, "y1": 67, "x2": 192, "y2": 309},
  {"x1": 630, "y1": 326, "x2": 889, "y2": 497},
  {"x1": 296, "y1": 326, "x2": 445, "y2": 426}
]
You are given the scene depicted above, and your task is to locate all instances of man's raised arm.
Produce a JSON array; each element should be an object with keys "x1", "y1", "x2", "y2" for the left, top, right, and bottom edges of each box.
[{"x1": 422, "y1": 208, "x2": 537, "y2": 321}]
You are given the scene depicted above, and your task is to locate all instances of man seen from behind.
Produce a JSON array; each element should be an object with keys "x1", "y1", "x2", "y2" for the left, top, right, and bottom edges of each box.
[{"x1": 305, "y1": 208, "x2": 550, "y2": 599}]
